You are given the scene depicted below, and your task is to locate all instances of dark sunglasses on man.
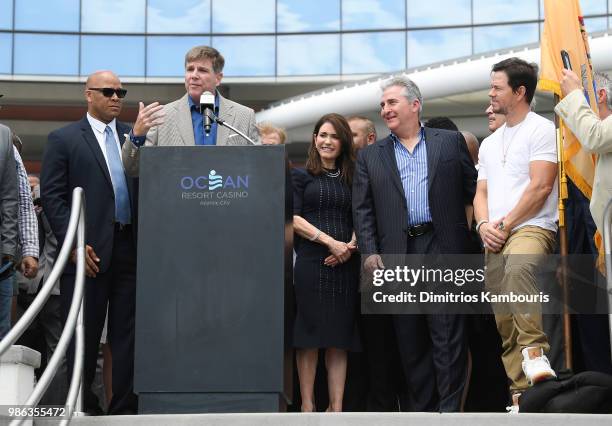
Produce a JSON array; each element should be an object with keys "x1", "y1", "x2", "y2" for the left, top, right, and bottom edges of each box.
[{"x1": 87, "y1": 87, "x2": 128, "y2": 98}]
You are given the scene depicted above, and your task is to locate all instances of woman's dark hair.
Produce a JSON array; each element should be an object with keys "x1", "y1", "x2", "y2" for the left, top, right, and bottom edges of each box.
[{"x1": 306, "y1": 113, "x2": 355, "y2": 186}]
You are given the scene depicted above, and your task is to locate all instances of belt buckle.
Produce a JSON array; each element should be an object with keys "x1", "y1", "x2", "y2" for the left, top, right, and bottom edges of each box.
[{"x1": 408, "y1": 223, "x2": 428, "y2": 237}]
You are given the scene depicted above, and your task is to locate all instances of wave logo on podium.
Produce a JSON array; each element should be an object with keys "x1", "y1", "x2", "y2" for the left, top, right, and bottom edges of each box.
[
  {"x1": 207, "y1": 170, "x2": 223, "y2": 190},
  {"x1": 179, "y1": 169, "x2": 250, "y2": 207}
]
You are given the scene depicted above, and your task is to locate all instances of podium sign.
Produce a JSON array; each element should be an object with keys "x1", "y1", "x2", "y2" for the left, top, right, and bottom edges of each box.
[{"x1": 134, "y1": 146, "x2": 293, "y2": 413}]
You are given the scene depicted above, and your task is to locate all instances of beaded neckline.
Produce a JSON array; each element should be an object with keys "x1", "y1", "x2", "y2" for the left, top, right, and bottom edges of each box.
[{"x1": 323, "y1": 168, "x2": 341, "y2": 178}]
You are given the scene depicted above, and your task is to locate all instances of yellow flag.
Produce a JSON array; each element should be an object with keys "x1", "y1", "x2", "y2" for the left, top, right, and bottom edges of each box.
[{"x1": 539, "y1": 0, "x2": 603, "y2": 267}]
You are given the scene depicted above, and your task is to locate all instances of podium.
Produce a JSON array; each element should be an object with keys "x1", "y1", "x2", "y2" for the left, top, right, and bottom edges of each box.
[{"x1": 134, "y1": 146, "x2": 293, "y2": 414}]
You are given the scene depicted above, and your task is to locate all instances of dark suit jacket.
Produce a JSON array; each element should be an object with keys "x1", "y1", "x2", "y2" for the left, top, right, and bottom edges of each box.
[
  {"x1": 353, "y1": 127, "x2": 477, "y2": 255},
  {"x1": 41, "y1": 117, "x2": 138, "y2": 274}
]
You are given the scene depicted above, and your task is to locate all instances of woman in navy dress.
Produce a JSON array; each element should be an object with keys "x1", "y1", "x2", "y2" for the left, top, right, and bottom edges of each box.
[{"x1": 292, "y1": 113, "x2": 360, "y2": 412}]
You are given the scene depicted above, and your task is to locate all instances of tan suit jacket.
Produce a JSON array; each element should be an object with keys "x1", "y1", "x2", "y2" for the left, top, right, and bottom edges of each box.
[
  {"x1": 555, "y1": 89, "x2": 612, "y2": 235},
  {"x1": 122, "y1": 93, "x2": 258, "y2": 176}
]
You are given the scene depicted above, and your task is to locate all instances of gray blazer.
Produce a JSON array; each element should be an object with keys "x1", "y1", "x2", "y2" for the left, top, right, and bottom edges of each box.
[
  {"x1": 18, "y1": 209, "x2": 59, "y2": 295},
  {"x1": 0, "y1": 123, "x2": 18, "y2": 258},
  {"x1": 122, "y1": 93, "x2": 259, "y2": 176},
  {"x1": 555, "y1": 89, "x2": 612, "y2": 236}
]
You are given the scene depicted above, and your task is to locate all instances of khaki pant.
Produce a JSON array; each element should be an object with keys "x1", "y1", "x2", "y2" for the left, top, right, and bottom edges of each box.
[{"x1": 485, "y1": 226, "x2": 556, "y2": 392}]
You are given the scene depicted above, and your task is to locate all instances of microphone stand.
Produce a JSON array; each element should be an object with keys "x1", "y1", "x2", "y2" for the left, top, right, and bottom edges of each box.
[{"x1": 205, "y1": 110, "x2": 256, "y2": 145}]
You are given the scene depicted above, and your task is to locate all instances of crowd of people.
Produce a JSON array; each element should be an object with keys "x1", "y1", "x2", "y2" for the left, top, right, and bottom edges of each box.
[{"x1": 1, "y1": 45, "x2": 611, "y2": 415}]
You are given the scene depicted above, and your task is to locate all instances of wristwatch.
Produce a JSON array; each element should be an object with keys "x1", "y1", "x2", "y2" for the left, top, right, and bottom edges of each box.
[{"x1": 129, "y1": 129, "x2": 146, "y2": 147}]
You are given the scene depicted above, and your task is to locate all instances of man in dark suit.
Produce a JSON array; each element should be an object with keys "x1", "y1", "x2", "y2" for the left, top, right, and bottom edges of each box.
[
  {"x1": 353, "y1": 76, "x2": 477, "y2": 412},
  {"x1": 41, "y1": 71, "x2": 138, "y2": 415}
]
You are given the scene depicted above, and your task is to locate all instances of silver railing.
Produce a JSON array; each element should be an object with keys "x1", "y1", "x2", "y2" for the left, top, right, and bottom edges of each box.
[
  {"x1": 0, "y1": 187, "x2": 86, "y2": 426},
  {"x1": 604, "y1": 198, "x2": 612, "y2": 362}
]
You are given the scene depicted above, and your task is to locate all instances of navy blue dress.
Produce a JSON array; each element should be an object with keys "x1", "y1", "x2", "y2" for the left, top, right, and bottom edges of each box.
[{"x1": 292, "y1": 168, "x2": 361, "y2": 351}]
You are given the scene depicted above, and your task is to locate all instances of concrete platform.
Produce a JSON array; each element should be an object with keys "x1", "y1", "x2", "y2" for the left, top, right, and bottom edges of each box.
[{"x1": 7, "y1": 412, "x2": 611, "y2": 426}]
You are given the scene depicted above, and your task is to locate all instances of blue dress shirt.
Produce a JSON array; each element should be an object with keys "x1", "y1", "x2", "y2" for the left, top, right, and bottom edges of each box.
[
  {"x1": 188, "y1": 94, "x2": 220, "y2": 145},
  {"x1": 391, "y1": 128, "x2": 432, "y2": 226}
]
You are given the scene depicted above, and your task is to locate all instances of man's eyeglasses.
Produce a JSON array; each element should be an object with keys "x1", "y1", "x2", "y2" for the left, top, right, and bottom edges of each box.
[{"x1": 87, "y1": 87, "x2": 127, "y2": 98}]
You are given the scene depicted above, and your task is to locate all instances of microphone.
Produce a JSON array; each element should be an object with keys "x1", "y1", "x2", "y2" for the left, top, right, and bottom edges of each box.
[{"x1": 200, "y1": 91, "x2": 215, "y2": 135}]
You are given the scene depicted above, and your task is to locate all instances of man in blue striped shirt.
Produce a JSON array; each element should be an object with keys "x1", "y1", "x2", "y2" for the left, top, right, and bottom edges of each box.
[{"x1": 353, "y1": 76, "x2": 476, "y2": 412}]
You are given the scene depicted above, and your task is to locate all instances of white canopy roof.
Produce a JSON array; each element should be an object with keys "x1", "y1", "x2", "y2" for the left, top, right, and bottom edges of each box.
[{"x1": 256, "y1": 33, "x2": 612, "y2": 130}]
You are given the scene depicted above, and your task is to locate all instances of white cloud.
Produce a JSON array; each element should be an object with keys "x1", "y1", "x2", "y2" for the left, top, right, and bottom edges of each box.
[
  {"x1": 473, "y1": 24, "x2": 538, "y2": 54},
  {"x1": 147, "y1": 0, "x2": 210, "y2": 33},
  {"x1": 212, "y1": 0, "x2": 275, "y2": 33},
  {"x1": 472, "y1": 0, "x2": 538, "y2": 24},
  {"x1": 342, "y1": 33, "x2": 404, "y2": 74},
  {"x1": 343, "y1": 0, "x2": 404, "y2": 29},
  {"x1": 81, "y1": 0, "x2": 146, "y2": 32},
  {"x1": 277, "y1": 2, "x2": 309, "y2": 32},
  {"x1": 213, "y1": 36, "x2": 274, "y2": 76},
  {"x1": 278, "y1": 35, "x2": 339, "y2": 75},
  {"x1": 407, "y1": 0, "x2": 471, "y2": 26},
  {"x1": 408, "y1": 29, "x2": 471, "y2": 68}
]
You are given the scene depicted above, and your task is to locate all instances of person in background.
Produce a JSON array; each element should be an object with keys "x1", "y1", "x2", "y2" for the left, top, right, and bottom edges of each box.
[
  {"x1": 555, "y1": 68, "x2": 612, "y2": 375},
  {"x1": 16, "y1": 174, "x2": 67, "y2": 405},
  {"x1": 0, "y1": 122, "x2": 18, "y2": 340},
  {"x1": 461, "y1": 132, "x2": 480, "y2": 169},
  {"x1": 486, "y1": 104, "x2": 506, "y2": 133},
  {"x1": 423, "y1": 116, "x2": 459, "y2": 131},
  {"x1": 10, "y1": 132, "x2": 38, "y2": 325},
  {"x1": 347, "y1": 116, "x2": 377, "y2": 150},
  {"x1": 258, "y1": 122, "x2": 287, "y2": 145}
]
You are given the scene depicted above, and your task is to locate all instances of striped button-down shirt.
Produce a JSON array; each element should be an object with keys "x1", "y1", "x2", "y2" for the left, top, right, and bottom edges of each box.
[
  {"x1": 391, "y1": 129, "x2": 432, "y2": 226},
  {"x1": 13, "y1": 147, "x2": 38, "y2": 258}
]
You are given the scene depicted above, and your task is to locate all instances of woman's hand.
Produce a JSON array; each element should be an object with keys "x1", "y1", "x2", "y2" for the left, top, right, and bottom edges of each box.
[{"x1": 327, "y1": 239, "x2": 351, "y2": 263}]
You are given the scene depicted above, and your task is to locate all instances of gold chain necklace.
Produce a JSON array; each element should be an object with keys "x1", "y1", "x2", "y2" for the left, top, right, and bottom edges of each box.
[{"x1": 501, "y1": 121, "x2": 525, "y2": 166}]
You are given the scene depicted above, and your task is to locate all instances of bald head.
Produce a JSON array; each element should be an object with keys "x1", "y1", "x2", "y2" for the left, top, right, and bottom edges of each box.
[
  {"x1": 461, "y1": 131, "x2": 479, "y2": 166},
  {"x1": 85, "y1": 70, "x2": 119, "y2": 88},
  {"x1": 85, "y1": 70, "x2": 124, "y2": 124}
]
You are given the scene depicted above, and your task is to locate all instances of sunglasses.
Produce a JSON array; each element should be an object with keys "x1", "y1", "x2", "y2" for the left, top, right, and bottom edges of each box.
[{"x1": 87, "y1": 87, "x2": 127, "y2": 98}]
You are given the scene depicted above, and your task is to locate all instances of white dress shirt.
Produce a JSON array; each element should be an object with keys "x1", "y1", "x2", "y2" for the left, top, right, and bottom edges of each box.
[{"x1": 86, "y1": 112, "x2": 123, "y2": 175}]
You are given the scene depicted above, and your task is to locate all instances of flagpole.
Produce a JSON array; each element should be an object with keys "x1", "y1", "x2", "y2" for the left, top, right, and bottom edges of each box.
[{"x1": 554, "y1": 94, "x2": 573, "y2": 371}]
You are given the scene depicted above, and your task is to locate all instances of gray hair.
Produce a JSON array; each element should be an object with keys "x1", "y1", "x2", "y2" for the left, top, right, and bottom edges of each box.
[
  {"x1": 594, "y1": 71, "x2": 612, "y2": 110},
  {"x1": 381, "y1": 76, "x2": 423, "y2": 112}
]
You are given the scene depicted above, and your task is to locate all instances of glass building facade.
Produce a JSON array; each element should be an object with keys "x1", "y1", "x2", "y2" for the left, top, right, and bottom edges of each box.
[{"x1": 0, "y1": 0, "x2": 610, "y2": 78}]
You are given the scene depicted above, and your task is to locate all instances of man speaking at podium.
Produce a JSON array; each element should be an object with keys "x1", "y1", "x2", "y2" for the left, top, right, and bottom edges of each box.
[{"x1": 122, "y1": 45, "x2": 259, "y2": 176}]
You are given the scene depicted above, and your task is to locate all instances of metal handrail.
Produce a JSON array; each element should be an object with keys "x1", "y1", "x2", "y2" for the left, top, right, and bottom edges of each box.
[
  {"x1": 604, "y1": 198, "x2": 612, "y2": 363},
  {"x1": 0, "y1": 187, "x2": 86, "y2": 425}
]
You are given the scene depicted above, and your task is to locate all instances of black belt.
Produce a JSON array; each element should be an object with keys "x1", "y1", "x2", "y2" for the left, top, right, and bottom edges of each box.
[
  {"x1": 407, "y1": 222, "x2": 433, "y2": 237},
  {"x1": 114, "y1": 223, "x2": 132, "y2": 232}
]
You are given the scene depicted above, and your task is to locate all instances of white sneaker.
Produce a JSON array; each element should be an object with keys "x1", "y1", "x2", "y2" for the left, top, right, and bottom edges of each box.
[
  {"x1": 521, "y1": 347, "x2": 556, "y2": 386},
  {"x1": 506, "y1": 405, "x2": 520, "y2": 414},
  {"x1": 506, "y1": 392, "x2": 521, "y2": 414}
]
